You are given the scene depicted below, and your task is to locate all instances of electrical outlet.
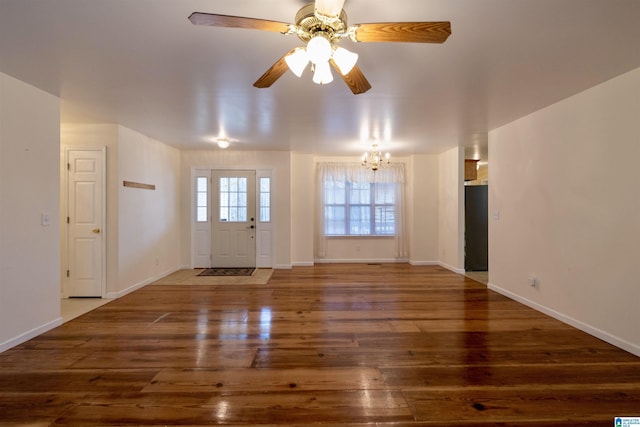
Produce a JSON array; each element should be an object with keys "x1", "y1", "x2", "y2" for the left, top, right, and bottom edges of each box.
[{"x1": 529, "y1": 275, "x2": 537, "y2": 287}]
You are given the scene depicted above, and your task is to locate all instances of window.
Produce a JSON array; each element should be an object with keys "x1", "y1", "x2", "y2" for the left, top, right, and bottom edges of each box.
[
  {"x1": 259, "y1": 177, "x2": 271, "y2": 222},
  {"x1": 219, "y1": 177, "x2": 247, "y2": 222},
  {"x1": 316, "y1": 162, "x2": 407, "y2": 258},
  {"x1": 196, "y1": 176, "x2": 208, "y2": 222},
  {"x1": 324, "y1": 180, "x2": 395, "y2": 236}
]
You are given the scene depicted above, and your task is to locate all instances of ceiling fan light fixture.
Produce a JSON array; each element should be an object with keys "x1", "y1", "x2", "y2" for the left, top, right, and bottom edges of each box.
[
  {"x1": 306, "y1": 34, "x2": 332, "y2": 65},
  {"x1": 285, "y1": 47, "x2": 309, "y2": 77},
  {"x1": 216, "y1": 138, "x2": 230, "y2": 149},
  {"x1": 332, "y1": 46, "x2": 358, "y2": 75},
  {"x1": 312, "y1": 60, "x2": 333, "y2": 84}
]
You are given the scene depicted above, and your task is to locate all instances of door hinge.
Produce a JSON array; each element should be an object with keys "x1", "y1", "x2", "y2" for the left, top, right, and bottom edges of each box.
[
  {"x1": 67, "y1": 216, "x2": 70, "y2": 224},
  {"x1": 66, "y1": 270, "x2": 70, "y2": 278},
  {"x1": 67, "y1": 163, "x2": 71, "y2": 171}
]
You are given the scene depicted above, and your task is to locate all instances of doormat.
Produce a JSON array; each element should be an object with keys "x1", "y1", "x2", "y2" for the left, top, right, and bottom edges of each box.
[{"x1": 198, "y1": 268, "x2": 255, "y2": 277}]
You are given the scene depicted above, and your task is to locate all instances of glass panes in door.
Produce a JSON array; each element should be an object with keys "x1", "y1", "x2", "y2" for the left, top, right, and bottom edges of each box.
[{"x1": 219, "y1": 177, "x2": 248, "y2": 222}]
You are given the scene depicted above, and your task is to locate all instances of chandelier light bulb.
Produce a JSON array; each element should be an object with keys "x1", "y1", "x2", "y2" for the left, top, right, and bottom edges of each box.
[
  {"x1": 332, "y1": 46, "x2": 358, "y2": 75},
  {"x1": 306, "y1": 34, "x2": 332, "y2": 65},
  {"x1": 285, "y1": 48, "x2": 309, "y2": 77},
  {"x1": 312, "y1": 60, "x2": 334, "y2": 84}
]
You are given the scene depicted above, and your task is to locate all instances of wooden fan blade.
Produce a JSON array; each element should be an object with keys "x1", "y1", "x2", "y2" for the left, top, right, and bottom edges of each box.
[
  {"x1": 188, "y1": 12, "x2": 291, "y2": 33},
  {"x1": 254, "y1": 49, "x2": 297, "y2": 88},
  {"x1": 330, "y1": 60, "x2": 372, "y2": 95},
  {"x1": 354, "y1": 21, "x2": 451, "y2": 43}
]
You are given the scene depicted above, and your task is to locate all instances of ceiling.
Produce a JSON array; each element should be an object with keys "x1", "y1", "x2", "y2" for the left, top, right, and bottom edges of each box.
[{"x1": 2, "y1": 0, "x2": 640, "y2": 159}]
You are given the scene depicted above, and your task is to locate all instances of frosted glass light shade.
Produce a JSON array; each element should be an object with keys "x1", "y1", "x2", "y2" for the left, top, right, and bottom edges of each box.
[
  {"x1": 306, "y1": 35, "x2": 332, "y2": 64},
  {"x1": 285, "y1": 48, "x2": 309, "y2": 77},
  {"x1": 332, "y1": 47, "x2": 358, "y2": 75},
  {"x1": 312, "y1": 61, "x2": 333, "y2": 84}
]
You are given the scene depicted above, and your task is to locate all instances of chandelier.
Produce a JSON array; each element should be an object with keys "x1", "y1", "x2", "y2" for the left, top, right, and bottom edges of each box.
[{"x1": 361, "y1": 143, "x2": 390, "y2": 171}]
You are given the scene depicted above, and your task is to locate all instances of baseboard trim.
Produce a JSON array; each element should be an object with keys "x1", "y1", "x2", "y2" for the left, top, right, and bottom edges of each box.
[
  {"x1": 106, "y1": 266, "x2": 182, "y2": 299},
  {"x1": 292, "y1": 262, "x2": 314, "y2": 267},
  {"x1": 409, "y1": 260, "x2": 439, "y2": 266},
  {"x1": 488, "y1": 282, "x2": 640, "y2": 357},
  {"x1": 314, "y1": 258, "x2": 408, "y2": 264},
  {"x1": 0, "y1": 317, "x2": 63, "y2": 354},
  {"x1": 438, "y1": 262, "x2": 465, "y2": 274}
]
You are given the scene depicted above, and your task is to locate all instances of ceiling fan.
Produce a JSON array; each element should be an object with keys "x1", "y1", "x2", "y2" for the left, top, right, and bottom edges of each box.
[{"x1": 188, "y1": 0, "x2": 451, "y2": 95}]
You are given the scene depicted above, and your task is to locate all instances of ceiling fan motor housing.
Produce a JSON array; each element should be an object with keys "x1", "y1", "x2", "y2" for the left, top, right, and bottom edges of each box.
[{"x1": 294, "y1": 2, "x2": 348, "y2": 43}]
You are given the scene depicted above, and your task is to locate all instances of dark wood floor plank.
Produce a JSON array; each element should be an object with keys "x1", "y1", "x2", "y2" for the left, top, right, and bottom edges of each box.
[
  {"x1": 404, "y1": 387, "x2": 640, "y2": 424},
  {"x1": 0, "y1": 264, "x2": 638, "y2": 426}
]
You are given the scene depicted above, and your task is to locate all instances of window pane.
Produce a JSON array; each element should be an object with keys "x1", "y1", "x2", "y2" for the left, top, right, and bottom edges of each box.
[
  {"x1": 260, "y1": 177, "x2": 271, "y2": 222},
  {"x1": 375, "y1": 206, "x2": 395, "y2": 234},
  {"x1": 260, "y1": 177, "x2": 270, "y2": 192},
  {"x1": 196, "y1": 177, "x2": 208, "y2": 223},
  {"x1": 325, "y1": 181, "x2": 345, "y2": 204},
  {"x1": 349, "y1": 206, "x2": 371, "y2": 235},
  {"x1": 350, "y1": 182, "x2": 370, "y2": 204},
  {"x1": 260, "y1": 207, "x2": 270, "y2": 222},
  {"x1": 375, "y1": 183, "x2": 394, "y2": 204},
  {"x1": 197, "y1": 207, "x2": 207, "y2": 222},
  {"x1": 197, "y1": 177, "x2": 207, "y2": 192},
  {"x1": 219, "y1": 176, "x2": 247, "y2": 222},
  {"x1": 325, "y1": 206, "x2": 345, "y2": 235}
]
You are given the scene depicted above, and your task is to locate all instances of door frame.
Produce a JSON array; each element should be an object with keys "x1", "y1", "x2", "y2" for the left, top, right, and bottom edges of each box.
[
  {"x1": 190, "y1": 167, "x2": 274, "y2": 269},
  {"x1": 62, "y1": 147, "x2": 107, "y2": 298}
]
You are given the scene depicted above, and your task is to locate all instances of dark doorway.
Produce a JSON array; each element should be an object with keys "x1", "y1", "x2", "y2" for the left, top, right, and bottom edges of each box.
[{"x1": 465, "y1": 185, "x2": 488, "y2": 271}]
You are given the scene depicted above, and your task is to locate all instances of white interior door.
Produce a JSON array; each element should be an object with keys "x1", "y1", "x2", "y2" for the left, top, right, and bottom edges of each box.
[
  {"x1": 211, "y1": 170, "x2": 256, "y2": 268},
  {"x1": 66, "y1": 148, "x2": 106, "y2": 297}
]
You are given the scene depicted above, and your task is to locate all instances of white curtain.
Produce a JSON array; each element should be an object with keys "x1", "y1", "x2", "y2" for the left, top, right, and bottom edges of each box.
[{"x1": 315, "y1": 162, "x2": 407, "y2": 258}]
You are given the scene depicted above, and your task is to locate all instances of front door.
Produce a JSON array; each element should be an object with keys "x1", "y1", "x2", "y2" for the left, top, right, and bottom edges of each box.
[
  {"x1": 211, "y1": 170, "x2": 256, "y2": 268},
  {"x1": 66, "y1": 148, "x2": 106, "y2": 297}
]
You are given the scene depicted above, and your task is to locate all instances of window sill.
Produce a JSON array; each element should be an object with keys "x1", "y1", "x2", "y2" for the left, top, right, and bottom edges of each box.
[{"x1": 325, "y1": 235, "x2": 395, "y2": 239}]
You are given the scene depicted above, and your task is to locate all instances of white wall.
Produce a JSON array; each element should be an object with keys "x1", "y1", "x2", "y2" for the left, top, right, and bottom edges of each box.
[
  {"x1": 180, "y1": 150, "x2": 292, "y2": 269},
  {"x1": 291, "y1": 153, "x2": 315, "y2": 266},
  {"x1": 438, "y1": 147, "x2": 464, "y2": 272},
  {"x1": 0, "y1": 72, "x2": 61, "y2": 351},
  {"x1": 489, "y1": 67, "x2": 640, "y2": 356},
  {"x1": 409, "y1": 154, "x2": 440, "y2": 265},
  {"x1": 118, "y1": 126, "x2": 181, "y2": 295}
]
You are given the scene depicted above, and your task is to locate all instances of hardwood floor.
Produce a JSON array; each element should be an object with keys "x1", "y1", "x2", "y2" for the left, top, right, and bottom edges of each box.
[{"x1": 1, "y1": 264, "x2": 639, "y2": 426}]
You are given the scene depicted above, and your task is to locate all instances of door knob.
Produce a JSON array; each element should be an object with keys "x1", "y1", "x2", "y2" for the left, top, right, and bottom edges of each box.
[{"x1": 92, "y1": 228, "x2": 101, "y2": 234}]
